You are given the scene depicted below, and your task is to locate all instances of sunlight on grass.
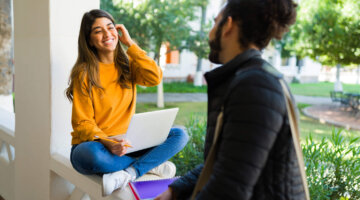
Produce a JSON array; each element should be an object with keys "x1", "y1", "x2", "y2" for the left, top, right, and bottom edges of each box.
[
  {"x1": 136, "y1": 102, "x2": 207, "y2": 125},
  {"x1": 314, "y1": 129, "x2": 325, "y2": 134},
  {"x1": 290, "y1": 82, "x2": 360, "y2": 97}
]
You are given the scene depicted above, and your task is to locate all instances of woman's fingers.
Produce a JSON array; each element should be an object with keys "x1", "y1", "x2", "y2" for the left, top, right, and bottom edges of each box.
[
  {"x1": 110, "y1": 140, "x2": 129, "y2": 156},
  {"x1": 115, "y1": 24, "x2": 134, "y2": 47}
]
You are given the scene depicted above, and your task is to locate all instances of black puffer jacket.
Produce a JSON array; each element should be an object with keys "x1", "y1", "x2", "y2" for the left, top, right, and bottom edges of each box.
[{"x1": 170, "y1": 49, "x2": 306, "y2": 200}]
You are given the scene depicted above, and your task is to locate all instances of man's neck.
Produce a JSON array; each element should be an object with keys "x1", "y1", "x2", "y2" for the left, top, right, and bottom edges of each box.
[{"x1": 221, "y1": 44, "x2": 259, "y2": 64}]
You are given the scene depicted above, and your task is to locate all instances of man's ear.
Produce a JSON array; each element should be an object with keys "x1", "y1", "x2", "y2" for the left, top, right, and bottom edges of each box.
[{"x1": 222, "y1": 16, "x2": 234, "y2": 37}]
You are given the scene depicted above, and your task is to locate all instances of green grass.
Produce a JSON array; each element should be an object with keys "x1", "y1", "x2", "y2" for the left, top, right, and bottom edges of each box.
[
  {"x1": 289, "y1": 82, "x2": 360, "y2": 97},
  {"x1": 136, "y1": 102, "x2": 207, "y2": 125},
  {"x1": 137, "y1": 82, "x2": 207, "y2": 93},
  {"x1": 137, "y1": 81, "x2": 360, "y2": 97},
  {"x1": 136, "y1": 102, "x2": 360, "y2": 141}
]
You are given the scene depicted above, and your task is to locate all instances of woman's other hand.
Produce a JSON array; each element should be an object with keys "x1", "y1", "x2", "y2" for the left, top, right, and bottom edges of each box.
[
  {"x1": 154, "y1": 188, "x2": 174, "y2": 200},
  {"x1": 116, "y1": 24, "x2": 135, "y2": 47},
  {"x1": 100, "y1": 138, "x2": 131, "y2": 156}
]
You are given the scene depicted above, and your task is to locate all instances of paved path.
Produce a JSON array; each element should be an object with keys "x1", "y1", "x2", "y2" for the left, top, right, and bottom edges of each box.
[
  {"x1": 137, "y1": 93, "x2": 331, "y2": 105},
  {"x1": 303, "y1": 105, "x2": 360, "y2": 131}
]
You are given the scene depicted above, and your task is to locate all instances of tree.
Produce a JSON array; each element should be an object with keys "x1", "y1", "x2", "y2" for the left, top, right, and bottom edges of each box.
[
  {"x1": 285, "y1": 0, "x2": 360, "y2": 90},
  {"x1": 101, "y1": 0, "x2": 198, "y2": 107},
  {"x1": 186, "y1": 0, "x2": 211, "y2": 86}
]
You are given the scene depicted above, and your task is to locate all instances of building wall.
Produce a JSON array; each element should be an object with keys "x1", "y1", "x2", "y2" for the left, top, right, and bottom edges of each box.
[{"x1": 0, "y1": 0, "x2": 13, "y2": 94}]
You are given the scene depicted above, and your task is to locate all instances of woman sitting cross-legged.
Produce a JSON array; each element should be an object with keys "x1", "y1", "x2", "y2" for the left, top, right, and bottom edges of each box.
[{"x1": 65, "y1": 9, "x2": 188, "y2": 196}]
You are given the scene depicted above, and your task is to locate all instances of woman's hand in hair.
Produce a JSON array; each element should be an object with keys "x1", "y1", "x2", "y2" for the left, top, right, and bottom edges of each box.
[
  {"x1": 116, "y1": 24, "x2": 135, "y2": 47},
  {"x1": 99, "y1": 138, "x2": 131, "y2": 156}
]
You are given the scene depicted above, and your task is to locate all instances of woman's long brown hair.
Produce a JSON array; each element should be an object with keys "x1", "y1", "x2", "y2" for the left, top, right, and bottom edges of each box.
[{"x1": 65, "y1": 9, "x2": 131, "y2": 102}]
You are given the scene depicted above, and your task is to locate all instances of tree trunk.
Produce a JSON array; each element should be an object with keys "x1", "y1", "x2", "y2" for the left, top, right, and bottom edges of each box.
[
  {"x1": 154, "y1": 43, "x2": 164, "y2": 108},
  {"x1": 194, "y1": 5, "x2": 207, "y2": 87},
  {"x1": 334, "y1": 64, "x2": 343, "y2": 91},
  {"x1": 357, "y1": 65, "x2": 360, "y2": 85},
  {"x1": 0, "y1": 0, "x2": 13, "y2": 95}
]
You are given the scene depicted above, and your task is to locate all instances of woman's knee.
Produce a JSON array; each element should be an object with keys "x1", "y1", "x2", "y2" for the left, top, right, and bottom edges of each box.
[
  {"x1": 169, "y1": 127, "x2": 189, "y2": 147},
  {"x1": 71, "y1": 141, "x2": 108, "y2": 172}
]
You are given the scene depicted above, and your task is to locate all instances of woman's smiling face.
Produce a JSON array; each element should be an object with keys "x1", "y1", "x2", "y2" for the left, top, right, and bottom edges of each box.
[{"x1": 89, "y1": 17, "x2": 118, "y2": 54}]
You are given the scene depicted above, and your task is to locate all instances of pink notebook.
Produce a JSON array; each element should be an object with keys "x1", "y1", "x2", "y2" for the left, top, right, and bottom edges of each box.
[{"x1": 128, "y1": 177, "x2": 178, "y2": 200}]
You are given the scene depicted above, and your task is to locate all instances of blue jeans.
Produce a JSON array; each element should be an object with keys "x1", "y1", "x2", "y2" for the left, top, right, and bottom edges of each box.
[{"x1": 70, "y1": 127, "x2": 188, "y2": 177}]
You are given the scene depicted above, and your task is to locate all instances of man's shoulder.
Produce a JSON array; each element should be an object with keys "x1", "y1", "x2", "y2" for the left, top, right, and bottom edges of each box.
[
  {"x1": 235, "y1": 58, "x2": 283, "y2": 80},
  {"x1": 226, "y1": 60, "x2": 284, "y2": 99}
]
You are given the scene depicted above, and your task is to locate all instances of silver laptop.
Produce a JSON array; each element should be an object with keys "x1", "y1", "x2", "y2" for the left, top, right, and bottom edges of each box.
[{"x1": 109, "y1": 108, "x2": 179, "y2": 154}]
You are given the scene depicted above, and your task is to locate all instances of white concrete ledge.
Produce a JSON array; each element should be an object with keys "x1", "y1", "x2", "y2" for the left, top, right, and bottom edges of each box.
[
  {"x1": 0, "y1": 109, "x2": 15, "y2": 200},
  {"x1": 50, "y1": 153, "x2": 105, "y2": 199},
  {"x1": 0, "y1": 108, "x2": 15, "y2": 146},
  {"x1": 50, "y1": 153, "x2": 167, "y2": 200}
]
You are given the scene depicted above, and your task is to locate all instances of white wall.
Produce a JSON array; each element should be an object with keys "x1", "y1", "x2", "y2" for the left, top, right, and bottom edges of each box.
[
  {"x1": 50, "y1": 0, "x2": 99, "y2": 161},
  {"x1": 49, "y1": 1, "x2": 100, "y2": 199},
  {"x1": 13, "y1": 0, "x2": 99, "y2": 199}
]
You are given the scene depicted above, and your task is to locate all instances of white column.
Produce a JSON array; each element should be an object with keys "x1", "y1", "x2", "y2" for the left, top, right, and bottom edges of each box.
[
  {"x1": 14, "y1": 0, "x2": 99, "y2": 199},
  {"x1": 14, "y1": 0, "x2": 51, "y2": 199}
]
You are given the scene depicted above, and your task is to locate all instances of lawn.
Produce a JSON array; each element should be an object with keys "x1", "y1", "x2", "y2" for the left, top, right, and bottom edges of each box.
[
  {"x1": 136, "y1": 102, "x2": 207, "y2": 125},
  {"x1": 136, "y1": 102, "x2": 360, "y2": 141},
  {"x1": 289, "y1": 82, "x2": 359, "y2": 97},
  {"x1": 137, "y1": 81, "x2": 360, "y2": 97},
  {"x1": 137, "y1": 82, "x2": 207, "y2": 93}
]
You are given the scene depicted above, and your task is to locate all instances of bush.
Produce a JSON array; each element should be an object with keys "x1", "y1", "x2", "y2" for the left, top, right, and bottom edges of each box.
[
  {"x1": 303, "y1": 129, "x2": 360, "y2": 200},
  {"x1": 170, "y1": 115, "x2": 206, "y2": 176},
  {"x1": 172, "y1": 116, "x2": 360, "y2": 199}
]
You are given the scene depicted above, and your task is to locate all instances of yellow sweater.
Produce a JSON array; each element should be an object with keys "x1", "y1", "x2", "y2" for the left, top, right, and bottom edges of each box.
[{"x1": 71, "y1": 44, "x2": 162, "y2": 145}]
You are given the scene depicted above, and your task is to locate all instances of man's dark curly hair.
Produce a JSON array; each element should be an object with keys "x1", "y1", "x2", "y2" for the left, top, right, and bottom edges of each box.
[{"x1": 219, "y1": 0, "x2": 297, "y2": 50}]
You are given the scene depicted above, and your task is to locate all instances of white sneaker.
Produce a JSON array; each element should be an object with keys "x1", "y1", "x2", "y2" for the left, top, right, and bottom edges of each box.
[
  {"x1": 102, "y1": 170, "x2": 134, "y2": 196},
  {"x1": 148, "y1": 161, "x2": 176, "y2": 178}
]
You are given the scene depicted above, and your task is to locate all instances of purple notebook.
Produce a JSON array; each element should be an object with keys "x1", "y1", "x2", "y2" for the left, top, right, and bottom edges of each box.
[{"x1": 129, "y1": 177, "x2": 178, "y2": 200}]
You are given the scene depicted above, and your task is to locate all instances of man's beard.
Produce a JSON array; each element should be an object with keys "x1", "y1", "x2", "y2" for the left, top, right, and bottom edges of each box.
[
  {"x1": 208, "y1": 25, "x2": 223, "y2": 64},
  {"x1": 208, "y1": 37, "x2": 222, "y2": 64}
]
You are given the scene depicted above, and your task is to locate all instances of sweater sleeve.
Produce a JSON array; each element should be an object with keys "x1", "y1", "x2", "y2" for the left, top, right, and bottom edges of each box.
[
  {"x1": 71, "y1": 77, "x2": 108, "y2": 144},
  {"x1": 195, "y1": 71, "x2": 287, "y2": 200},
  {"x1": 127, "y1": 44, "x2": 163, "y2": 86}
]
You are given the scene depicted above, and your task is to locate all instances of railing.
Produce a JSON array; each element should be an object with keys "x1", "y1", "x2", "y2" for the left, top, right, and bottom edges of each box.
[
  {"x1": 0, "y1": 108, "x2": 166, "y2": 200},
  {"x1": 0, "y1": 108, "x2": 15, "y2": 200}
]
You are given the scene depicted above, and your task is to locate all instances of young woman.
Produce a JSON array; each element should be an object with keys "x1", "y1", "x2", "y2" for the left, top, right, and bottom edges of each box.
[{"x1": 65, "y1": 9, "x2": 188, "y2": 196}]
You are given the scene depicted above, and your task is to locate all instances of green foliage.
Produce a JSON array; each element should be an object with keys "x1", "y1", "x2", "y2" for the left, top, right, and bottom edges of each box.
[
  {"x1": 101, "y1": 0, "x2": 200, "y2": 61},
  {"x1": 170, "y1": 115, "x2": 206, "y2": 176},
  {"x1": 284, "y1": 0, "x2": 360, "y2": 66},
  {"x1": 170, "y1": 113, "x2": 360, "y2": 199},
  {"x1": 136, "y1": 82, "x2": 207, "y2": 93},
  {"x1": 185, "y1": 21, "x2": 211, "y2": 60},
  {"x1": 303, "y1": 129, "x2": 360, "y2": 199},
  {"x1": 185, "y1": 0, "x2": 211, "y2": 60}
]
